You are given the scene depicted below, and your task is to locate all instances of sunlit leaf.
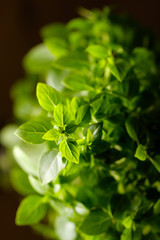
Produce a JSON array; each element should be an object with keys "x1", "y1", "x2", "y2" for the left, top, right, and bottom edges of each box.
[
  {"x1": 37, "y1": 83, "x2": 62, "y2": 111},
  {"x1": 59, "y1": 139, "x2": 80, "y2": 164},
  {"x1": 16, "y1": 195, "x2": 47, "y2": 225},
  {"x1": 15, "y1": 119, "x2": 51, "y2": 144},
  {"x1": 135, "y1": 144, "x2": 147, "y2": 161},
  {"x1": 39, "y1": 150, "x2": 66, "y2": 185}
]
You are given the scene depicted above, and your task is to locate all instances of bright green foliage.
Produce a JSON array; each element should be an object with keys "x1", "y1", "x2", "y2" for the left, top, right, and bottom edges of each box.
[
  {"x1": 39, "y1": 150, "x2": 66, "y2": 185},
  {"x1": 135, "y1": 144, "x2": 147, "y2": 161},
  {"x1": 79, "y1": 209, "x2": 111, "y2": 235},
  {"x1": 65, "y1": 123, "x2": 78, "y2": 134},
  {"x1": 42, "y1": 129, "x2": 61, "y2": 141},
  {"x1": 37, "y1": 82, "x2": 62, "y2": 111},
  {"x1": 2, "y1": 6, "x2": 160, "y2": 240},
  {"x1": 15, "y1": 119, "x2": 52, "y2": 144},
  {"x1": 63, "y1": 73, "x2": 93, "y2": 91},
  {"x1": 75, "y1": 104, "x2": 91, "y2": 125},
  {"x1": 125, "y1": 115, "x2": 139, "y2": 143},
  {"x1": 107, "y1": 56, "x2": 130, "y2": 82},
  {"x1": 16, "y1": 195, "x2": 48, "y2": 225},
  {"x1": 122, "y1": 216, "x2": 133, "y2": 229},
  {"x1": 52, "y1": 56, "x2": 90, "y2": 72},
  {"x1": 54, "y1": 103, "x2": 71, "y2": 126},
  {"x1": 59, "y1": 139, "x2": 80, "y2": 164},
  {"x1": 23, "y1": 44, "x2": 55, "y2": 74},
  {"x1": 86, "y1": 44, "x2": 109, "y2": 59}
]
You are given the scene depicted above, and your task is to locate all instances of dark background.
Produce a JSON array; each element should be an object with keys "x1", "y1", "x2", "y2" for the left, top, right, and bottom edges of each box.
[{"x1": 0, "y1": 0, "x2": 160, "y2": 239}]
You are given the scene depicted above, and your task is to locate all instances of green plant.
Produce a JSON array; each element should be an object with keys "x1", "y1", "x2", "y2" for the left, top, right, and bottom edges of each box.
[{"x1": 1, "y1": 6, "x2": 160, "y2": 240}]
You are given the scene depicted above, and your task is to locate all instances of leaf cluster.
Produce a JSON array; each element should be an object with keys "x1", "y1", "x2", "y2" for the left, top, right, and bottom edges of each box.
[{"x1": 1, "y1": 6, "x2": 160, "y2": 240}]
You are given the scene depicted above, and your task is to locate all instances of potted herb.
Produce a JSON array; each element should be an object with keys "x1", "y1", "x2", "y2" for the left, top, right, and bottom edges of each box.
[{"x1": 1, "y1": 7, "x2": 160, "y2": 240}]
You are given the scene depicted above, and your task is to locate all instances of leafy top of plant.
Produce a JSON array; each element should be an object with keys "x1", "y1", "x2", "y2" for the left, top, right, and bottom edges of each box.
[{"x1": 1, "y1": 6, "x2": 160, "y2": 240}]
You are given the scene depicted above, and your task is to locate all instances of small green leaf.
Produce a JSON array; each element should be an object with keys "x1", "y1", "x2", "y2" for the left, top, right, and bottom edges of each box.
[
  {"x1": 67, "y1": 17, "x2": 91, "y2": 31},
  {"x1": 43, "y1": 129, "x2": 61, "y2": 141},
  {"x1": 59, "y1": 139, "x2": 80, "y2": 164},
  {"x1": 53, "y1": 57, "x2": 90, "y2": 72},
  {"x1": 77, "y1": 138, "x2": 86, "y2": 146},
  {"x1": 63, "y1": 73, "x2": 93, "y2": 91},
  {"x1": 135, "y1": 144, "x2": 147, "y2": 161},
  {"x1": 122, "y1": 216, "x2": 133, "y2": 229},
  {"x1": 86, "y1": 129, "x2": 94, "y2": 144},
  {"x1": 125, "y1": 116, "x2": 139, "y2": 143},
  {"x1": 36, "y1": 83, "x2": 62, "y2": 112},
  {"x1": 23, "y1": 44, "x2": 55, "y2": 74},
  {"x1": 76, "y1": 104, "x2": 90, "y2": 125},
  {"x1": 107, "y1": 58, "x2": 121, "y2": 81},
  {"x1": 13, "y1": 146, "x2": 37, "y2": 176},
  {"x1": 45, "y1": 37, "x2": 68, "y2": 58},
  {"x1": 148, "y1": 155, "x2": 160, "y2": 173},
  {"x1": 54, "y1": 103, "x2": 71, "y2": 126},
  {"x1": 79, "y1": 209, "x2": 111, "y2": 235},
  {"x1": 39, "y1": 150, "x2": 66, "y2": 185},
  {"x1": 91, "y1": 95, "x2": 104, "y2": 115},
  {"x1": 16, "y1": 195, "x2": 47, "y2": 225},
  {"x1": 15, "y1": 119, "x2": 51, "y2": 144},
  {"x1": 86, "y1": 44, "x2": 109, "y2": 59},
  {"x1": 107, "y1": 57, "x2": 130, "y2": 82},
  {"x1": 71, "y1": 97, "x2": 81, "y2": 115},
  {"x1": 41, "y1": 23, "x2": 68, "y2": 39},
  {"x1": 154, "y1": 199, "x2": 160, "y2": 214},
  {"x1": 65, "y1": 123, "x2": 78, "y2": 134}
]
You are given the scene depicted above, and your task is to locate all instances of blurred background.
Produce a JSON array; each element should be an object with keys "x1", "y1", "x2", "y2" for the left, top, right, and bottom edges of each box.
[{"x1": 0, "y1": 0, "x2": 160, "y2": 239}]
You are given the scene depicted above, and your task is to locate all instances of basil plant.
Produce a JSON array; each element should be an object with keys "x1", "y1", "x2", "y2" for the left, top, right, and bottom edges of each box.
[{"x1": 1, "y1": 7, "x2": 160, "y2": 240}]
